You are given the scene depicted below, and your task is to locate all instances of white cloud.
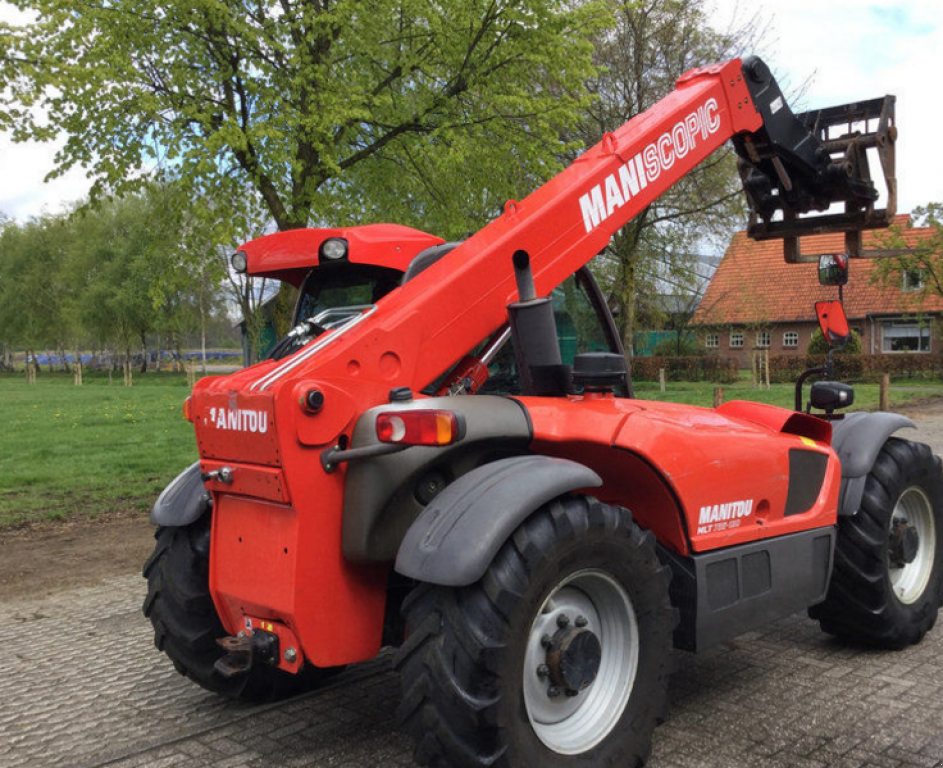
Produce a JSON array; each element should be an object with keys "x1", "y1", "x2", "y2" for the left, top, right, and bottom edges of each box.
[{"x1": 0, "y1": 135, "x2": 93, "y2": 220}]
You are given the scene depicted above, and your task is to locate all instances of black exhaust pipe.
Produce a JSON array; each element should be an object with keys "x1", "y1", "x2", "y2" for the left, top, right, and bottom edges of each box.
[{"x1": 506, "y1": 250, "x2": 570, "y2": 396}]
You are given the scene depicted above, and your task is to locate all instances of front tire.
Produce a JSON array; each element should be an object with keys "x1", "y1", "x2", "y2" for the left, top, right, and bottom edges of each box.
[
  {"x1": 811, "y1": 438, "x2": 943, "y2": 648},
  {"x1": 143, "y1": 516, "x2": 331, "y2": 701},
  {"x1": 394, "y1": 496, "x2": 676, "y2": 768}
]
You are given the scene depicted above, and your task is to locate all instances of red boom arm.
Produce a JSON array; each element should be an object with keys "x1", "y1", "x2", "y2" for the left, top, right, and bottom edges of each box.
[{"x1": 248, "y1": 59, "x2": 760, "y2": 405}]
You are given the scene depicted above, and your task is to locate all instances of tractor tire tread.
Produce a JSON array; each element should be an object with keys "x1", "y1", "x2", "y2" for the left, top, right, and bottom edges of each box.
[
  {"x1": 810, "y1": 438, "x2": 942, "y2": 648},
  {"x1": 394, "y1": 495, "x2": 675, "y2": 768}
]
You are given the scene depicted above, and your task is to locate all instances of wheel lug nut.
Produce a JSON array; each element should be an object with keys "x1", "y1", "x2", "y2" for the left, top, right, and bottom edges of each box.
[
  {"x1": 575, "y1": 615, "x2": 588, "y2": 628},
  {"x1": 536, "y1": 664, "x2": 550, "y2": 678},
  {"x1": 541, "y1": 634, "x2": 552, "y2": 649},
  {"x1": 547, "y1": 686, "x2": 561, "y2": 698},
  {"x1": 565, "y1": 688, "x2": 579, "y2": 697},
  {"x1": 557, "y1": 614, "x2": 570, "y2": 628}
]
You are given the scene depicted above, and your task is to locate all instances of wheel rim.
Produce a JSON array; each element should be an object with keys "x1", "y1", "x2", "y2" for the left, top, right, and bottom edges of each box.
[
  {"x1": 888, "y1": 486, "x2": 937, "y2": 604},
  {"x1": 522, "y1": 569, "x2": 638, "y2": 755}
]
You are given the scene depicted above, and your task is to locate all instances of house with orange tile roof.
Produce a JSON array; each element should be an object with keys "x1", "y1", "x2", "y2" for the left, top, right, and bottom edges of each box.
[{"x1": 693, "y1": 215, "x2": 942, "y2": 365}]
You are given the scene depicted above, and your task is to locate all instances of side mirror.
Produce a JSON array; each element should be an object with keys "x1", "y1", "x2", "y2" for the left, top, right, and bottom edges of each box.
[
  {"x1": 818, "y1": 253, "x2": 849, "y2": 286},
  {"x1": 815, "y1": 300, "x2": 851, "y2": 347}
]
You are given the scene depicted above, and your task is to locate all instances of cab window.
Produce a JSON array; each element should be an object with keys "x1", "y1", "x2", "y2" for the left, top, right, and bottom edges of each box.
[
  {"x1": 295, "y1": 263, "x2": 402, "y2": 326},
  {"x1": 478, "y1": 270, "x2": 622, "y2": 396}
]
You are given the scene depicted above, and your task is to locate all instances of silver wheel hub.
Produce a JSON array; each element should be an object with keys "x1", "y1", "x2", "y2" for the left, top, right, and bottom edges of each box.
[
  {"x1": 523, "y1": 569, "x2": 638, "y2": 755},
  {"x1": 889, "y1": 486, "x2": 936, "y2": 604}
]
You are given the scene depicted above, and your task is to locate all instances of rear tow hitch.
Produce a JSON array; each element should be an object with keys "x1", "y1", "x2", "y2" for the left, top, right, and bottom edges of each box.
[{"x1": 214, "y1": 629, "x2": 280, "y2": 678}]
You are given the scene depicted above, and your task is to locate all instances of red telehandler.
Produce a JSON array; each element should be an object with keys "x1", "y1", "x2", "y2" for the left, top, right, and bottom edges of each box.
[{"x1": 145, "y1": 56, "x2": 940, "y2": 767}]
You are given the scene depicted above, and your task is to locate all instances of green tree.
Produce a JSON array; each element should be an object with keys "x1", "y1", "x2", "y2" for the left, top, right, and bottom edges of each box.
[
  {"x1": 575, "y1": 0, "x2": 757, "y2": 353},
  {"x1": 652, "y1": 332, "x2": 699, "y2": 357},
  {"x1": 0, "y1": 214, "x2": 75, "y2": 368},
  {"x1": 808, "y1": 328, "x2": 862, "y2": 355},
  {"x1": 871, "y1": 203, "x2": 943, "y2": 307},
  {"x1": 3, "y1": 0, "x2": 601, "y2": 233},
  {"x1": 68, "y1": 189, "x2": 189, "y2": 370}
]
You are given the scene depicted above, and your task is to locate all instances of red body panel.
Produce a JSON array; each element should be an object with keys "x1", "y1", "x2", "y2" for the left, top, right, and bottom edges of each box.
[
  {"x1": 521, "y1": 397, "x2": 839, "y2": 554},
  {"x1": 240, "y1": 224, "x2": 444, "y2": 287},
  {"x1": 189, "y1": 59, "x2": 836, "y2": 669},
  {"x1": 200, "y1": 460, "x2": 290, "y2": 504},
  {"x1": 209, "y1": 476, "x2": 388, "y2": 667}
]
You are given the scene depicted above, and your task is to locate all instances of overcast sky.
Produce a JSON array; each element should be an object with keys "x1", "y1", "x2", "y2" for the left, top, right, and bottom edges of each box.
[{"x1": 0, "y1": 1, "x2": 939, "y2": 222}]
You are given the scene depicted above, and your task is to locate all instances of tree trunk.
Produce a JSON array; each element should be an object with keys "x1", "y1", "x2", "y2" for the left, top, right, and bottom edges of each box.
[
  {"x1": 200, "y1": 288, "x2": 208, "y2": 375},
  {"x1": 140, "y1": 330, "x2": 148, "y2": 373}
]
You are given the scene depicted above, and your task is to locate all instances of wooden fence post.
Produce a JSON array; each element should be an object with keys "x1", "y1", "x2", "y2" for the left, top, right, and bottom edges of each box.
[
  {"x1": 713, "y1": 387, "x2": 724, "y2": 408},
  {"x1": 879, "y1": 373, "x2": 889, "y2": 411},
  {"x1": 659, "y1": 367, "x2": 666, "y2": 393}
]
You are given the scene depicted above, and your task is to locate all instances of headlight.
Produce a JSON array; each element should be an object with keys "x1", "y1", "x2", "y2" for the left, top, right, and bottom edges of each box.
[
  {"x1": 320, "y1": 238, "x2": 348, "y2": 261},
  {"x1": 231, "y1": 250, "x2": 248, "y2": 273}
]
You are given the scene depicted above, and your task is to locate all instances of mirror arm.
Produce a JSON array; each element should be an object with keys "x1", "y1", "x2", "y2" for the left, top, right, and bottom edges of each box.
[{"x1": 795, "y1": 366, "x2": 828, "y2": 412}]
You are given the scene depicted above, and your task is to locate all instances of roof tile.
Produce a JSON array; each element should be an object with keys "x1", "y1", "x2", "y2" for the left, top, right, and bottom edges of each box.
[{"x1": 694, "y1": 215, "x2": 941, "y2": 325}]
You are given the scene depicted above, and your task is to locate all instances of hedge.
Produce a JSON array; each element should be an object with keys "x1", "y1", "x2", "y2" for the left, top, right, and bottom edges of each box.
[
  {"x1": 768, "y1": 353, "x2": 943, "y2": 384},
  {"x1": 631, "y1": 355, "x2": 739, "y2": 384}
]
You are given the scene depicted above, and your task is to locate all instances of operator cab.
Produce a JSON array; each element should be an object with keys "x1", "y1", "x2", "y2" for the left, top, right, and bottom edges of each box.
[{"x1": 232, "y1": 225, "x2": 449, "y2": 361}]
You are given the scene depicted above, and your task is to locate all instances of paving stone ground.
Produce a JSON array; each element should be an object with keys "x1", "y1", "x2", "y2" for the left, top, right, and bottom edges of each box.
[{"x1": 3, "y1": 414, "x2": 943, "y2": 768}]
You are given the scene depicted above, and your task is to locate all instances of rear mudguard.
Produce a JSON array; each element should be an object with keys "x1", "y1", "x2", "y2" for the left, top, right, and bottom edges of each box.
[
  {"x1": 394, "y1": 455, "x2": 602, "y2": 586},
  {"x1": 342, "y1": 395, "x2": 532, "y2": 563},
  {"x1": 831, "y1": 412, "x2": 916, "y2": 516},
  {"x1": 150, "y1": 462, "x2": 211, "y2": 527}
]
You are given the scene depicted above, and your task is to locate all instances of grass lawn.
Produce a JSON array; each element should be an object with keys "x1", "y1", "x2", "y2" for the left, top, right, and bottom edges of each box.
[
  {"x1": 2, "y1": 369, "x2": 942, "y2": 527},
  {"x1": 633, "y1": 373, "x2": 943, "y2": 410},
  {"x1": 0, "y1": 371, "x2": 199, "y2": 527}
]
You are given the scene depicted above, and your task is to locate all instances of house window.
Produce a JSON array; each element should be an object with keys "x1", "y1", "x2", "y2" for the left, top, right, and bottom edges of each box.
[
  {"x1": 756, "y1": 331, "x2": 770, "y2": 348},
  {"x1": 902, "y1": 270, "x2": 925, "y2": 292},
  {"x1": 705, "y1": 333, "x2": 719, "y2": 349},
  {"x1": 783, "y1": 331, "x2": 799, "y2": 348},
  {"x1": 882, "y1": 321, "x2": 930, "y2": 352},
  {"x1": 729, "y1": 331, "x2": 743, "y2": 348}
]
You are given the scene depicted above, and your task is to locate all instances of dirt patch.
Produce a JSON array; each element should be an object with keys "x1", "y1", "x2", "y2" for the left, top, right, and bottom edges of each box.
[
  {"x1": 0, "y1": 510, "x2": 154, "y2": 601},
  {"x1": 893, "y1": 396, "x2": 943, "y2": 419}
]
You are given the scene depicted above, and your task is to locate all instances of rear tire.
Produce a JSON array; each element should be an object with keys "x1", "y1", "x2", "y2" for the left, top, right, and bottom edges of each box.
[
  {"x1": 394, "y1": 495, "x2": 676, "y2": 768},
  {"x1": 143, "y1": 516, "x2": 334, "y2": 701},
  {"x1": 811, "y1": 438, "x2": 943, "y2": 648}
]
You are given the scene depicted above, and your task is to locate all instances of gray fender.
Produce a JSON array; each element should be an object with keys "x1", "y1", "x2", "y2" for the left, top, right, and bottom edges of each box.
[
  {"x1": 394, "y1": 455, "x2": 602, "y2": 587},
  {"x1": 831, "y1": 411, "x2": 916, "y2": 516},
  {"x1": 150, "y1": 462, "x2": 211, "y2": 527}
]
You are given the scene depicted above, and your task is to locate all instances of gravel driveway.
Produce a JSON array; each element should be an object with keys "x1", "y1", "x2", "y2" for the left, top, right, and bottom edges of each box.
[{"x1": 3, "y1": 406, "x2": 943, "y2": 768}]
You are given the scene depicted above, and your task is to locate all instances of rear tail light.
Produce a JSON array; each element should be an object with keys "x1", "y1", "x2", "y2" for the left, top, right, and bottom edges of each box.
[{"x1": 376, "y1": 410, "x2": 464, "y2": 446}]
